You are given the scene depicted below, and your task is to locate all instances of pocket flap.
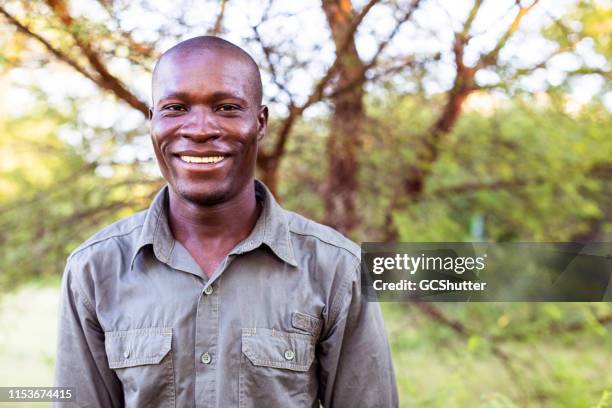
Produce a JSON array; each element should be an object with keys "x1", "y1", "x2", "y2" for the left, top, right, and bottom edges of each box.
[
  {"x1": 105, "y1": 327, "x2": 172, "y2": 369},
  {"x1": 241, "y1": 328, "x2": 315, "y2": 372},
  {"x1": 292, "y1": 311, "x2": 322, "y2": 336}
]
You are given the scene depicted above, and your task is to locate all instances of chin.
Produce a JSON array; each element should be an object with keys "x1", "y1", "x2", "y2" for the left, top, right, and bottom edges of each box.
[{"x1": 175, "y1": 182, "x2": 233, "y2": 206}]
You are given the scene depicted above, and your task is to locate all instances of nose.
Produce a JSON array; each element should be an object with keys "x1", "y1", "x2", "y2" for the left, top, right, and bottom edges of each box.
[{"x1": 179, "y1": 107, "x2": 221, "y2": 142}]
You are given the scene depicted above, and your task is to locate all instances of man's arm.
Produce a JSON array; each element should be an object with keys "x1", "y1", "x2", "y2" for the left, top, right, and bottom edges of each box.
[
  {"x1": 54, "y1": 260, "x2": 123, "y2": 408},
  {"x1": 317, "y1": 264, "x2": 398, "y2": 408}
]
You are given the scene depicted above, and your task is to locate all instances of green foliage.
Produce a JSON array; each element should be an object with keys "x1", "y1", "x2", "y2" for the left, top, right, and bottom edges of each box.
[
  {"x1": 354, "y1": 91, "x2": 612, "y2": 243},
  {"x1": 543, "y1": 0, "x2": 612, "y2": 59},
  {"x1": 275, "y1": 115, "x2": 330, "y2": 221},
  {"x1": 383, "y1": 302, "x2": 612, "y2": 407},
  {"x1": 0, "y1": 92, "x2": 161, "y2": 289}
]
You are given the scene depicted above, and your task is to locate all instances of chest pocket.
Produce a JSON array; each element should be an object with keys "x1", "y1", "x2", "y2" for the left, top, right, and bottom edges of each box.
[
  {"x1": 239, "y1": 328, "x2": 316, "y2": 408},
  {"x1": 105, "y1": 327, "x2": 175, "y2": 408}
]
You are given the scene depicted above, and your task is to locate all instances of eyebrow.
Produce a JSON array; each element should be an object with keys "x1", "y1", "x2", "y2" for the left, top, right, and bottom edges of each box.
[{"x1": 157, "y1": 91, "x2": 249, "y2": 106}]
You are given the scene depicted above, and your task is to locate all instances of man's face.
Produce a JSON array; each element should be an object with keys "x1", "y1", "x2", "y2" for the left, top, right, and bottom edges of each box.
[{"x1": 150, "y1": 50, "x2": 267, "y2": 205}]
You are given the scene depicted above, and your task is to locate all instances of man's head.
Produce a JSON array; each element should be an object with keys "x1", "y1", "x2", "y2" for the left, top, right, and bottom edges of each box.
[{"x1": 150, "y1": 36, "x2": 267, "y2": 206}]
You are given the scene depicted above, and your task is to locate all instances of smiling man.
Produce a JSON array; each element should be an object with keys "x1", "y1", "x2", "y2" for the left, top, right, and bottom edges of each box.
[{"x1": 55, "y1": 36, "x2": 397, "y2": 408}]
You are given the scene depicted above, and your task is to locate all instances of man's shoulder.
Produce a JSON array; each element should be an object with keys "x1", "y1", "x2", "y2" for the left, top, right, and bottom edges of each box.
[
  {"x1": 283, "y1": 209, "x2": 360, "y2": 263},
  {"x1": 67, "y1": 210, "x2": 147, "y2": 264}
]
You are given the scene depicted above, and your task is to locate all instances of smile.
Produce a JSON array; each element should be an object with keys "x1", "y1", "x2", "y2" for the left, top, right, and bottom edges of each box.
[{"x1": 179, "y1": 155, "x2": 225, "y2": 164}]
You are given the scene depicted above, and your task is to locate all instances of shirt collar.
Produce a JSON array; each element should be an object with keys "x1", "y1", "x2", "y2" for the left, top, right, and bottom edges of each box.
[
  {"x1": 230, "y1": 180, "x2": 297, "y2": 267},
  {"x1": 130, "y1": 180, "x2": 297, "y2": 270},
  {"x1": 129, "y1": 186, "x2": 174, "y2": 270}
]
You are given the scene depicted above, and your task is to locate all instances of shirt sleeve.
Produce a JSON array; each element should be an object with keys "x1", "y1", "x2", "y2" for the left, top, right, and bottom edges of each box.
[
  {"x1": 54, "y1": 259, "x2": 123, "y2": 408},
  {"x1": 317, "y1": 262, "x2": 399, "y2": 408}
]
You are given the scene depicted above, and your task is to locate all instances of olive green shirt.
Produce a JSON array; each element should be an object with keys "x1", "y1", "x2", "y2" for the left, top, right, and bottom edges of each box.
[{"x1": 54, "y1": 181, "x2": 397, "y2": 407}]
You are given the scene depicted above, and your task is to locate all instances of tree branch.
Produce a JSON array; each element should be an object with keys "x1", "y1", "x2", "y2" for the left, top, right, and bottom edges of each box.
[
  {"x1": 210, "y1": 0, "x2": 228, "y2": 35},
  {"x1": 251, "y1": 25, "x2": 296, "y2": 107},
  {"x1": 1, "y1": 3, "x2": 150, "y2": 117},
  {"x1": 411, "y1": 301, "x2": 527, "y2": 395},
  {"x1": 260, "y1": 0, "x2": 421, "y2": 165},
  {"x1": 0, "y1": 6, "x2": 98, "y2": 84},
  {"x1": 325, "y1": 55, "x2": 419, "y2": 100},
  {"x1": 397, "y1": 0, "x2": 541, "y2": 201},
  {"x1": 461, "y1": 0, "x2": 483, "y2": 38},
  {"x1": 477, "y1": 0, "x2": 540, "y2": 69},
  {"x1": 413, "y1": 302, "x2": 469, "y2": 335},
  {"x1": 43, "y1": 0, "x2": 149, "y2": 116},
  {"x1": 363, "y1": 0, "x2": 421, "y2": 72},
  {"x1": 492, "y1": 313, "x2": 612, "y2": 343},
  {"x1": 94, "y1": 0, "x2": 160, "y2": 62},
  {"x1": 74, "y1": 36, "x2": 149, "y2": 115}
]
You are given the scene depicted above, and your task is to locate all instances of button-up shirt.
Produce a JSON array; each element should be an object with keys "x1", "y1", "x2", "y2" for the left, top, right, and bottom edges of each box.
[{"x1": 54, "y1": 180, "x2": 397, "y2": 407}]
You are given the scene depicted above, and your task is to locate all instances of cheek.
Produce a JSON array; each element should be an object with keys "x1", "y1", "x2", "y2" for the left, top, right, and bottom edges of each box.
[
  {"x1": 151, "y1": 121, "x2": 176, "y2": 152},
  {"x1": 228, "y1": 121, "x2": 259, "y2": 147}
]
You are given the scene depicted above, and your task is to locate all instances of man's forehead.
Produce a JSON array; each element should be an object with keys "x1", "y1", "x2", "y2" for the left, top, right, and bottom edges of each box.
[
  {"x1": 153, "y1": 53, "x2": 251, "y2": 99},
  {"x1": 155, "y1": 50, "x2": 251, "y2": 84}
]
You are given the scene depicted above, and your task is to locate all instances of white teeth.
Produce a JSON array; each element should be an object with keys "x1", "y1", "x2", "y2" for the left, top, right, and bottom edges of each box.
[{"x1": 180, "y1": 155, "x2": 225, "y2": 164}]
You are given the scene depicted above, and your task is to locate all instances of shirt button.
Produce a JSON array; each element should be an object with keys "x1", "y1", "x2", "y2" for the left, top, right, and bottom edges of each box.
[
  {"x1": 123, "y1": 350, "x2": 130, "y2": 359},
  {"x1": 204, "y1": 286, "x2": 214, "y2": 295},
  {"x1": 284, "y1": 350, "x2": 295, "y2": 361},
  {"x1": 200, "y1": 352, "x2": 212, "y2": 365}
]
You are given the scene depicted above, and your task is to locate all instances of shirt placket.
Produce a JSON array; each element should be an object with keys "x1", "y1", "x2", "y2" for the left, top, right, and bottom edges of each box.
[
  {"x1": 190, "y1": 215, "x2": 264, "y2": 407},
  {"x1": 194, "y1": 275, "x2": 220, "y2": 408}
]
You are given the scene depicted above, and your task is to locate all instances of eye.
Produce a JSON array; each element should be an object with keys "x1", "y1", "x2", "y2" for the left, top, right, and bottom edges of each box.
[
  {"x1": 217, "y1": 104, "x2": 242, "y2": 112},
  {"x1": 162, "y1": 104, "x2": 187, "y2": 112}
]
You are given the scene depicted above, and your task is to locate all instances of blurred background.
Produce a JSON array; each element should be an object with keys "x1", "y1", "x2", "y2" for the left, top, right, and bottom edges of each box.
[{"x1": 0, "y1": 0, "x2": 611, "y2": 406}]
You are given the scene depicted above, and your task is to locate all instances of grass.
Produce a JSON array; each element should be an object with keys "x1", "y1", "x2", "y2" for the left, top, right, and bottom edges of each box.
[
  {"x1": 381, "y1": 302, "x2": 612, "y2": 407},
  {"x1": 0, "y1": 279, "x2": 59, "y2": 408}
]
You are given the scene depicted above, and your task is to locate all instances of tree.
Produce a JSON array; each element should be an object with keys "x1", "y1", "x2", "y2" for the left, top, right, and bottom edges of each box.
[
  {"x1": 0, "y1": 0, "x2": 609, "y2": 284},
  {"x1": 1, "y1": 3, "x2": 610, "y2": 403}
]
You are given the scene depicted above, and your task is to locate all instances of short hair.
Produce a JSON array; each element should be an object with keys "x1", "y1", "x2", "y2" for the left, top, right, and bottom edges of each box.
[{"x1": 152, "y1": 36, "x2": 263, "y2": 105}]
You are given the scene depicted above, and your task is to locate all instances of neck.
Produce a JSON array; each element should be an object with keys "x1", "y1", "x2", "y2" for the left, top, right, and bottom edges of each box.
[{"x1": 167, "y1": 182, "x2": 261, "y2": 249}]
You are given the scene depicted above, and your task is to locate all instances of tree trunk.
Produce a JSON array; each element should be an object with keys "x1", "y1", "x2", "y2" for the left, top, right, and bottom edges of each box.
[
  {"x1": 257, "y1": 155, "x2": 280, "y2": 197},
  {"x1": 321, "y1": 0, "x2": 366, "y2": 235}
]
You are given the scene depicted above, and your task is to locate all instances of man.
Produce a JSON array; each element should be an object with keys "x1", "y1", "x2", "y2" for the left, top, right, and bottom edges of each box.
[{"x1": 55, "y1": 36, "x2": 397, "y2": 408}]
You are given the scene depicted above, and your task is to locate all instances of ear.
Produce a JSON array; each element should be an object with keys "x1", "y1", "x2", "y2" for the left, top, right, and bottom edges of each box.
[
  {"x1": 256, "y1": 105, "x2": 268, "y2": 141},
  {"x1": 148, "y1": 107, "x2": 154, "y2": 120}
]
